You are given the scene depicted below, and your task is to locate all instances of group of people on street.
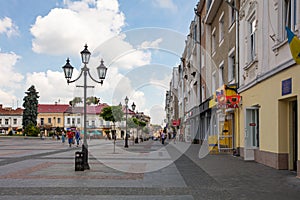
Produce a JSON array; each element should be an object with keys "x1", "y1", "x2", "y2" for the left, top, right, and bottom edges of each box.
[
  {"x1": 61, "y1": 129, "x2": 81, "y2": 147},
  {"x1": 158, "y1": 127, "x2": 177, "y2": 145}
]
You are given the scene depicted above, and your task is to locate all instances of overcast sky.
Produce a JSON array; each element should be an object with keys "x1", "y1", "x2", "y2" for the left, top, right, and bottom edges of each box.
[{"x1": 0, "y1": 0, "x2": 197, "y2": 125}]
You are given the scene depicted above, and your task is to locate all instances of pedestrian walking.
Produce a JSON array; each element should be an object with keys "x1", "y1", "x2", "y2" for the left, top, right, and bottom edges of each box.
[
  {"x1": 161, "y1": 130, "x2": 166, "y2": 145},
  {"x1": 173, "y1": 129, "x2": 177, "y2": 144},
  {"x1": 61, "y1": 131, "x2": 65, "y2": 144},
  {"x1": 67, "y1": 131, "x2": 74, "y2": 147},
  {"x1": 75, "y1": 129, "x2": 80, "y2": 147}
]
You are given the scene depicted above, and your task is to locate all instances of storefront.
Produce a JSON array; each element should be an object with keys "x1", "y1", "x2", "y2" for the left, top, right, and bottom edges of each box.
[
  {"x1": 208, "y1": 84, "x2": 241, "y2": 153},
  {"x1": 238, "y1": 65, "x2": 300, "y2": 176}
]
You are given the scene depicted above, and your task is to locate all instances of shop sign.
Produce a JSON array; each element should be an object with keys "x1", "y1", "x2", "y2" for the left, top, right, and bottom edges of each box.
[
  {"x1": 217, "y1": 95, "x2": 240, "y2": 108},
  {"x1": 209, "y1": 85, "x2": 241, "y2": 109},
  {"x1": 249, "y1": 123, "x2": 256, "y2": 126},
  {"x1": 172, "y1": 119, "x2": 181, "y2": 126}
]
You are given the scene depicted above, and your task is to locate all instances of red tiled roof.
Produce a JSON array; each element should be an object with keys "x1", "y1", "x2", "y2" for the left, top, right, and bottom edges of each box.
[
  {"x1": 38, "y1": 104, "x2": 70, "y2": 113},
  {"x1": 65, "y1": 104, "x2": 109, "y2": 114},
  {"x1": 0, "y1": 105, "x2": 23, "y2": 115}
]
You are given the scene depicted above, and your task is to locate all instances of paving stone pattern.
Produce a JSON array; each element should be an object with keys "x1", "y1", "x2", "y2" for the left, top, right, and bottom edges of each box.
[{"x1": 0, "y1": 137, "x2": 299, "y2": 200}]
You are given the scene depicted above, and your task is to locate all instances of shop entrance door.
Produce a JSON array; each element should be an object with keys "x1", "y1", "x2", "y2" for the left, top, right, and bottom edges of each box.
[
  {"x1": 244, "y1": 108, "x2": 259, "y2": 160},
  {"x1": 290, "y1": 101, "x2": 298, "y2": 171}
]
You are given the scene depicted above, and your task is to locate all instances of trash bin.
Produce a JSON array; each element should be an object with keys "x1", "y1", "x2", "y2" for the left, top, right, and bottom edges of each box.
[{"x1": 75, "y1": 151, "x2": 84, "y2": 171}]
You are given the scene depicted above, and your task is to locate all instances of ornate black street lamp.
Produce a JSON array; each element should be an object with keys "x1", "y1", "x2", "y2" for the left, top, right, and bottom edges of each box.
[
  {"x1": 131, "y1": 102, "x2": 136, "y2": 112},
  {"x1": 131, "y1": 102, "x2": 136, "y2": 144},
  {"x1": 62, "y1": 44, "x2": 107, "y2": 170},
  {"x1": 124, "y1": 96, "x2": 129, "y2": 148}
]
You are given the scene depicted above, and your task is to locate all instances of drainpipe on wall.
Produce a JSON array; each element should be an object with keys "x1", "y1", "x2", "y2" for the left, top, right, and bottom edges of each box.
[
  {"x1": 226, "y1": 0, "x2": 240, "y2": 155},
  {"x1": 235, "y1": 2, "x2": 240, "y2": 156}
]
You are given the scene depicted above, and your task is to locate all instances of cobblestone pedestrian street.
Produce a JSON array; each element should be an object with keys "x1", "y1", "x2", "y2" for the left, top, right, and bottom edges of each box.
[{"x1": 0, "y1": 137, "x2": 299, "y2": 200}]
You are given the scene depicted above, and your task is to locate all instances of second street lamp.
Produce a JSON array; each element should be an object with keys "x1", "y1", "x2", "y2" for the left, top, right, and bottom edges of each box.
[
  {"x1": 131, "y1": 102, "x2": 136, "y2": 144},
  {"x1": 62, "y1": 44, "x2": 107, "y2": 170},
  {"x1": 124, "y1": 96, "x2": 129, "y2": 148}
]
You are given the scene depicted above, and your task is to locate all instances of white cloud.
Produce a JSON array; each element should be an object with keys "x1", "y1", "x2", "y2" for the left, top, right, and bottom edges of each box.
[
  {"x1": 153, "y1": 0, "x2": 177, "y2": 12},
  {"x1": 0, "y1": 52, "x2": 23, "y2": 86},
  {"x1": 0, "y1": 17, "x2": 19, "y2": 37},
  {"x1": 93, "y1": 34, "x2": 152, "y2": 70},
  {"x1": 25, "y1": 70, "x2": 77, "y2": 104},
  {"x1": 30, "y1": 0, "x2": 125, "y2": 56},
  {"x1": 139, "y1": 38, "x2": 163, "y2": 49},
  {"x1": 0, "y1": 52, "x2": 23, "y2": 106}
]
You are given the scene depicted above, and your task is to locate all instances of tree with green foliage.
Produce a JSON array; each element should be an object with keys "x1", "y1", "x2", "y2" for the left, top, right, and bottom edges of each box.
[
  {"x1": 100, "y1": 105, "x2": 123, "y2": 123},
  {"x1": 132, "y1": 117, "x2": 147, "y2": 142},
  {"x1": 22, "y1": 85, "x2": 39, "y2": 130},
  {"x1": 24, "y1": 122, "x2": 40, "y2": 136},
  {"x1": 69, "y1": 96, "x2": 100, "y2": 106},
  {"x1": 86, "y1": 96, "x2": 100, "y2": 105},
  {"x1": 69, "y1": 97, "x2": 83, "y2": 107},
  {"x1": 127, "y1": 117, "x2": 138, "y2": 129},
  {"x1": 100, "y1": 105, "x2": 124, "y2": 139}
]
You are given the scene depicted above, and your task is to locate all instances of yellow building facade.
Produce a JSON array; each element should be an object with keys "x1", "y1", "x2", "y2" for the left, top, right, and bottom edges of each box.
[
  {"x1": 37, "y1": 104, "x2": 69, "y2": 134},
  {"x1": 238, "y1": 64, "x2": 300, "y2": 176}
]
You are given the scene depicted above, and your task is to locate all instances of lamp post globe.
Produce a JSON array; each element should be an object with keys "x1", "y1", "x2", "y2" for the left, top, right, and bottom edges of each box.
[
  {"x1": 97, "y1": 59, "x2": 108, "y2": 81},
  {"x1": 131, "y1": 102, "x2": 136, "y2": 111},
  {"x1": 80, "y1": 44, "x2": 91, "y2": 64},
  {"x1": 62, "y1": 58, "x2": 74, "y2": 81}
]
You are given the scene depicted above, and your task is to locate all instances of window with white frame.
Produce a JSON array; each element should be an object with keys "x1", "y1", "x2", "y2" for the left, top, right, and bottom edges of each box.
[
  {"x1": 282, "y1": 0, "x2": 292, "y2": 39},
  {"x1": 219, "y1": 13, "x2": 224, "y2": 43},
  {"x1": 5, "y1": 119, "x2": 9, "y2": 125},
  {"x1": 229, "y1": 0, "x2": 236, "y2": 26},
  {"x1": 13, "y1": 119, "x2": 17, "y2": 125},
  {"x1": 0, "y1": 119, "x2": 2, "y2": 125},
  {"x1": 41, "y1": 118, "x2": 44, "y2": 126},
  {"x1": 249, "y1": 15, "x2": 256, "y2": 62},
  {"x1": 67, "y1": 118, "x2": 70, "y2": 124},
  {"x1": 212, "y1": 28, "x2": 216, "y2": 54},
  {"x1": 212, "y1": 72, "x2": 216, "y2": 92},
  {"x1": 219, "y1": 62, "x2": 224, "y2": 87},
  {"x1": 201, "y1": 85, "x2": 205, "y2": 102},
  {"x1": 77, "y1": 118, "x2": 80, "y2": 124},
  {"x1": 48, "y1": 118, "x2": 51, "y2": 124},
  {"x1": 72, "y1": 118, "x2": 75, "y2": 125},
  {"x1": 228, "y1": 50, "x2": 235, "y2": 82}
]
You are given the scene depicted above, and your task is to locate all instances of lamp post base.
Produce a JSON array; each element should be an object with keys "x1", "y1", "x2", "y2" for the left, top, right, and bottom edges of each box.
[
  {"x1": 82, "y1": 144, "x2": 90, "y2": 170},
  {"x1": 124, "y1": 134, "x2": 129, "y2": 148}
]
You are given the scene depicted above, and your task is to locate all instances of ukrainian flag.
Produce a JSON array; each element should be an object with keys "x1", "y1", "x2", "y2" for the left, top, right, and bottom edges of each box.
[{"x1": 286, "y1": 27, "x2": 300, "y2": 64}]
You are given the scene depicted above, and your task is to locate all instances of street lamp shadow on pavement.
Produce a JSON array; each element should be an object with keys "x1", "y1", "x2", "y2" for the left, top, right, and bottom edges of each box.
[{"x1": 62, "y1": 44, "x2": 108, "y2": 171}]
